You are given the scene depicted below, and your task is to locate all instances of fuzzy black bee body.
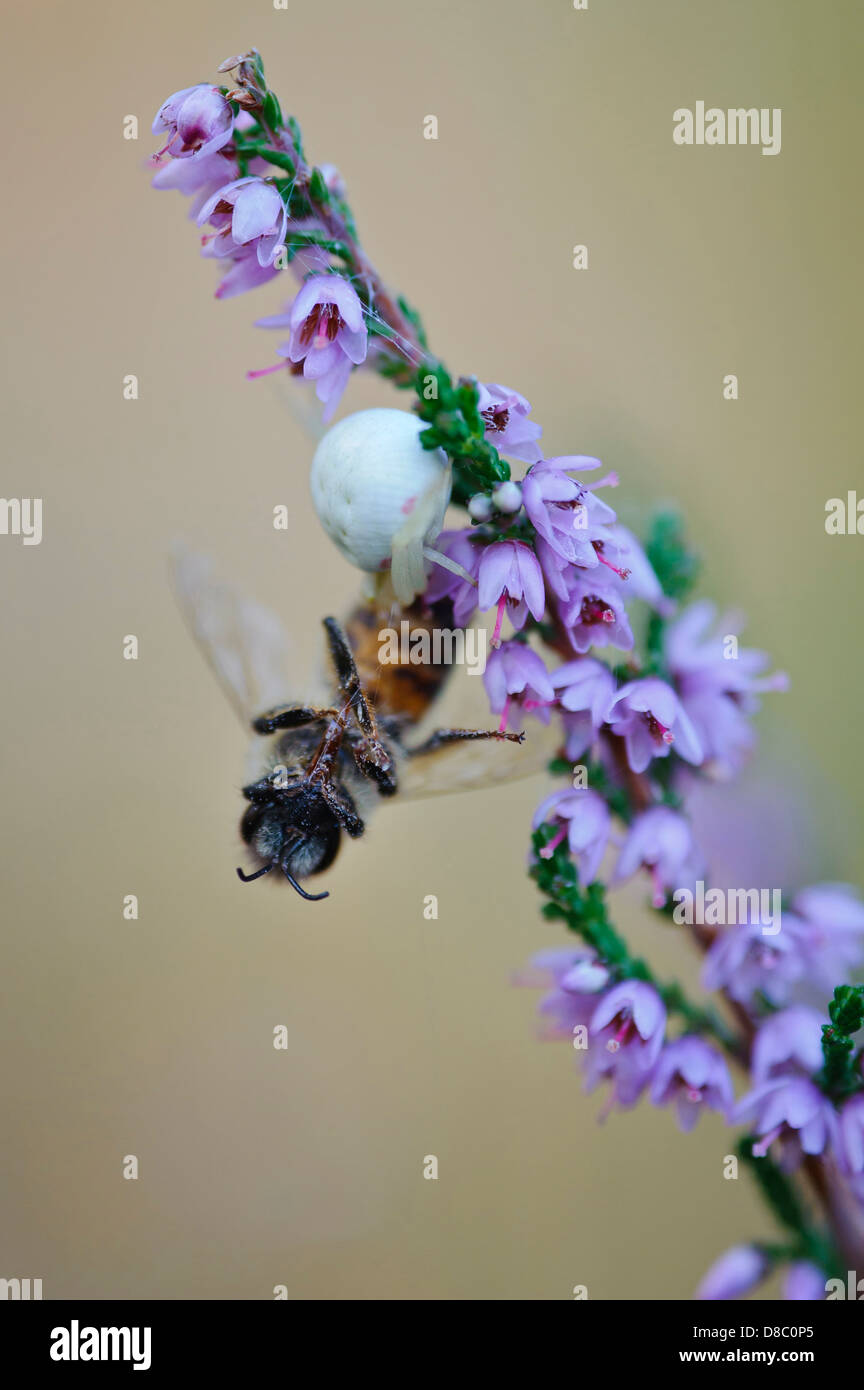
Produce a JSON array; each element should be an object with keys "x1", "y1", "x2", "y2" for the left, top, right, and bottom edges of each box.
[{"x1": 172, "y1": 550, "x2": 532, "y2": 904}]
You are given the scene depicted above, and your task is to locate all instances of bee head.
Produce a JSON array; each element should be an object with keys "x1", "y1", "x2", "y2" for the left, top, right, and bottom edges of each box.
[{"x1": 237, "y1": 784, "x2": 341, "y2": 901}]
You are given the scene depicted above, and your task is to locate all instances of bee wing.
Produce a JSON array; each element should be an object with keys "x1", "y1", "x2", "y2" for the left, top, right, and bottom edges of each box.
[
  {"x1": 399, "y1": 724, "x2": 560, "y2": 798},
  {"x1": 172, "y1": 545, "x2": 307, "y2": 727},
  {"x1": 398, "y1": 661, "x2": 562, "y2": 798}
]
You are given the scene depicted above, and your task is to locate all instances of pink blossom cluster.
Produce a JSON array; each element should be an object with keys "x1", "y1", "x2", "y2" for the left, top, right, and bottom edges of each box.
[
  {"x1": 421, "y1": 382, "x2": 864, "y2": 1300},
  {"x1": 150, "y1": 82, "x2": 369, "y2": 420}
]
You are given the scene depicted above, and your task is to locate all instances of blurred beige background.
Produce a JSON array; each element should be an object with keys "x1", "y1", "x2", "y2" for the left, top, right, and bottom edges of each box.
[{"x1": 1, "y1": 0, "x2": 861, "y2": 1299}]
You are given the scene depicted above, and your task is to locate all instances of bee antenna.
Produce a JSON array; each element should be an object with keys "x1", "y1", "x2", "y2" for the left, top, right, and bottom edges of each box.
[
  {"x1": 282, "y1": 867, "x2": 329, "y2": 901},
  {"x1": 236, "y1": 863, "x2": 274, "y2": 883}
]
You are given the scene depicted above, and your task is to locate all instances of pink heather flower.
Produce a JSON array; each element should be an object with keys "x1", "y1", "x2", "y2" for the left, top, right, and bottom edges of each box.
[
  {"x1": 751, "y1": 1006, "x2": 826, "y2": 1083},
  {"x1": 483, "y1": 641, "x2": 554, "y2": 732},
  {"x1": 590, "y1": 980, "x2": 666, "y2": 1072},
  {"x1": 525, "y1": 946, "x2": 609, "y2": 991},
  {"x1": 532, "y1": 788, "x2": 612, "y2": 885},
  {"x1": 664, "y1": 600, "x2": 788, "y2": 776},
  {"x1": 550, "y1": 658, "x2": 616, "y2": 759},
  {"x1": 251, "y1": 212, "x2": 332, "y2": 285},
  {"x1": 535, "y1": 535, "x2": 574, "y2": 600},
  {"x1": 649, "y1": 1037, "x2": 734, "y2": 1131},
  {"x1": 423, "y1": 529, "x2": 481, "y2": 626},
  {"x1": 598, "y1": 525, "x2": 671, "y2": 613},
  {"x1": 674, "y1": 689, "x2": 761, "y2": 779},
  {"x1": 522, "y1": 462, "x2": 615, "y2": 568},
  {"x1": 695, "y1": 1246, "x2": 769, "y2": 1301},
  {"x1": 794, "y1": 882, "x2": 864, "y2": 932},
  {"x1": 265, "y1": 274, "x2": 368, "y2": 421},
  {"x1": 477, "y1": 541, "x2": 545, "y2": 642},
  {"x1": 150, "y1": 148, "x2": 246, "y2": 219},
  {"x1": 198, "y1": 177, "x2": 287, "y2": 267},
  {"x1": 519, "y1": 947, "x2": 610, "y2": 1041},
  {"x1": 733, "y1": 1077, "x2": 839, "y2": 1160},
  {"x1": 838, "y1": 1095, "x2": 864, "y2": 1176},
  {"x1": 212, "y1": 245, "x2": 281, "y2": 300},
  {"x1": 316, "y1": 162, "x2": 347, "y2": 199},
  {"x1": 783, "y1": 1262, "x2": 826, "y2": 1301},
  {"x1": 702, "y1": 921, "x2": 807, "y2": 1007},
  {"x1": 476, "y1": 382, "x2": 542, "y2": 462},
  {"x1": 665, "y1": 600, "x2": 788, "y2": 698},
  {"x1": 614, "y1": 807, "x2": 702, "y2": 908},
  {"x1": 789, "y1": 883, "x2": 864, "y2": 992},
  {"x1": 584, "y1": 1044, "x2": 654, "y2": 1111},
  {"x1": 606, "y1": 677, "x2": 703, "y2": 773},
  {"x1": 560, "y1": 575, "x2": 634, "y2": 654},
  {"x1": 152, "y1": 84, "x2": 234, "y2": 160}
]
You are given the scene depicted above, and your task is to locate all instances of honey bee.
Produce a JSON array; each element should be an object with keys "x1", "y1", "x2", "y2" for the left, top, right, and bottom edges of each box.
[{"x1": 174, "y1": 549, "x2": 555, "y2": 900}]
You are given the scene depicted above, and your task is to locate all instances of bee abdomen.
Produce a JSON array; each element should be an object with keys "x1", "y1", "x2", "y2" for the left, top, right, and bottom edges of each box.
[{"x1": 343, "y1": 599, "x2": 455, "y2": 720}]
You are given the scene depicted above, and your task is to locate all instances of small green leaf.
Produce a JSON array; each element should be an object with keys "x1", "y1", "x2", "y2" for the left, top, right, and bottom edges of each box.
[
  {"x1": 257, "y1": 148, "x2": 297, "y2": 175},
  {"x1": 309, "y1": 167, "x2": 329, "y2": 204},
  {"x1": 261, "y1": 90, "x2": 283, "y2": 131},
  {"x1": 645, "y1": 510, "x2": 700, "y2": 602}
]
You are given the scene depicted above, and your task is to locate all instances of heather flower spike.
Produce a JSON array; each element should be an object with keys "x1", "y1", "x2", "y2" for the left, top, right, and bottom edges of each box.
[{"x1": 149, "y1": 49, "x2": 864, "y2": 1304}]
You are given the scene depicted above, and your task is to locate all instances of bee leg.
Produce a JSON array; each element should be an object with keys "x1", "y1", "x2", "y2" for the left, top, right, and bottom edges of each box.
[
  {"x1": 252, "y1": 705, "x2": 338, "y2": 735},
  {"x1": 350, "y1": 738, "x2": 399, "y2": 797},
  {"x1": 242, "y1": 777, "x2": 286, "y2": 803},
  {"x1": 318, "y1": 780, "x2": 366, "y2": 838},
  {"x1": 408, "y1": 726, "x2": 526, "y2": 757}
]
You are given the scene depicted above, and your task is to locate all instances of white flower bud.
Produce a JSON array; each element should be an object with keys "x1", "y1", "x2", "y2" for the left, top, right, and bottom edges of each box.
[
  {"x1": 561, "y1": 961, "x2": 609, "y2": 993},
  {"x1": 310, "y1": 408, "x2": 451, "y2": 603},
  {"x1": 467, "y1": 493, "x2": 494, "y2": 522},
  {"x1": 492, "y1": 480, "x2": 522, "y2": 514}
]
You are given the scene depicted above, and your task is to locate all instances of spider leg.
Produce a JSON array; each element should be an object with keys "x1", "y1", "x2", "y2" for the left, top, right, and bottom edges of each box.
[
  {"x1": 323, "y1": 617, "x2": 398, "y2": 795},
  {"x1": 323, "y1": 617, "x2": 378, "y2": 739}
]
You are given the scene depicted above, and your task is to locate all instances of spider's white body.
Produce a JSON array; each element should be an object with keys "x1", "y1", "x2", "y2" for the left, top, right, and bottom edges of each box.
[{"x1": 309, "y1": 407, "x2": 451, "y2": 602}]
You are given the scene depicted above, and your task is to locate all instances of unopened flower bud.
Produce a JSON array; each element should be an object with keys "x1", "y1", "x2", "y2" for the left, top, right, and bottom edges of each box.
[
  {"x1": 492, "y1": 480, "x2": 522, "y2": 514},
  {"x1": 468, "y1": 493, "x2": 494, "y2": 523}
]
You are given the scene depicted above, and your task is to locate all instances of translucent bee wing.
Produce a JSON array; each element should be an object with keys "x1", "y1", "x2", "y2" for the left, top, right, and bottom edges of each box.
[
  {"x1": 171, "y1": 545, "x2": 306, "y2": 727},
  {"x1": 399, "y1": 718, "x2": 561, "y2": 798},
  {"x1": 398, "y1": 655, "x2": 562, "y2": 798}
]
